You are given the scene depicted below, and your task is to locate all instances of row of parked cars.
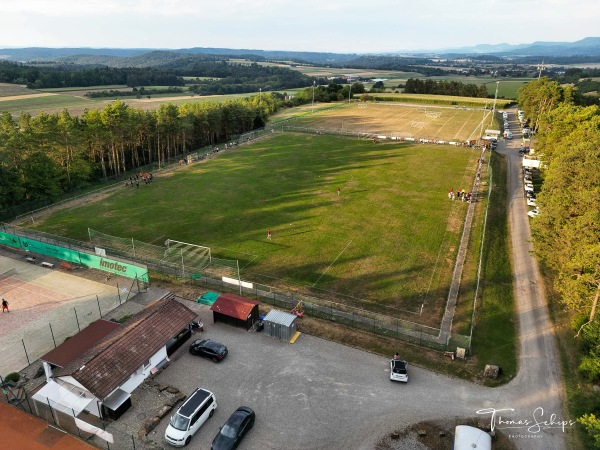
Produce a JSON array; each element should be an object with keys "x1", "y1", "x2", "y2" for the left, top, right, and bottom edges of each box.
[
  {"x1": 164, "y1": 338, "x2": 256, "y2": 449},
  {"x1": 523, "y1": 167, "x2": 540, "y2": 217},
  {"x1": 502, "y1": 111, "x2": 513, "y2": 139}
]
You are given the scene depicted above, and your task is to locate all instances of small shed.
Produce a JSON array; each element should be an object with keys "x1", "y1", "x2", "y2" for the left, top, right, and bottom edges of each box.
[
  {"x1": 210, "y1": 293, "x2": 261, "y2": 330},
  {"x1": 263, "y1": 309, "x2": 297, "y2": 341}
]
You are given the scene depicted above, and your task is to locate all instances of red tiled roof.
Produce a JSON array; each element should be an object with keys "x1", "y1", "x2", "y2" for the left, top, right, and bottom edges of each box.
[
  {"x1": 41, "y1": 320, "x2": 122, "y2": 368},
  {"x1": 210, "y1": 293, "x2": 260, "y2": 321},
  {"x1": 53, "y1": 295, "x2": 197, "y2": 400}
]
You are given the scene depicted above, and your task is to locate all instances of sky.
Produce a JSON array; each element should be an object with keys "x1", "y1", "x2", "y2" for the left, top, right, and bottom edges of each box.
[{"x1": 1, "y1": 0, "x2": 598, "y2": 53}]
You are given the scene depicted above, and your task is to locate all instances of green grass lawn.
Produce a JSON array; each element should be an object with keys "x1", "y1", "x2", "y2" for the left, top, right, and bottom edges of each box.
[
  {"x1": 33, "y1": 133, "x2": 478, "y2": 324},
  {"x1": 0, "y1": 94, "x2": 94, "y2": 114}
]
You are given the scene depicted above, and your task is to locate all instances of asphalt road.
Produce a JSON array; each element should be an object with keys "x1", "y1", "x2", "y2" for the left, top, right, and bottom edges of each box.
[{"x1": 151, "y1": 109, "x2": 569, "y2": 450}]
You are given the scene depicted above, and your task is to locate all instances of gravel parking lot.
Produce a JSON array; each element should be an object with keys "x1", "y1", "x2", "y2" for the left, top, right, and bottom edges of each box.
[{"x1": 145, "y1": 307, "x2": 494, "y2": 450}]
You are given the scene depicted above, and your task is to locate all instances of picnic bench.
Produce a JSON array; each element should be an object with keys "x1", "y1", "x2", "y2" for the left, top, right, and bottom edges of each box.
[
  {"x1": 25, "y1": 256, "x2": 37, "y2": 264},
  {"x1": 40, "y1": 262, "x2": 54, "y2": 269},
  {"x1": 60, "y1": 261, "x2": 73, "y2": 270}
]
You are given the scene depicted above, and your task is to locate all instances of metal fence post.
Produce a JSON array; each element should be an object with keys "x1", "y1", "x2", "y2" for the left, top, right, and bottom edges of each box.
[
  {"x1": 21, "y1": 339, "x2": 30, "y2": 365},
  {"x1": 74, "y1": 308, "x2": 81, "y2": 332},
  {"x1": 46, "y1": 397, "x2": 58, "y2": 426},
  {"x1": 72, "y1": 408, "x2": 82, "y2": 438},
  {"x1": 97, "y1": 295, "x2": 102, "y2": 317},
  {"x1": 117, "y1": 284, "x2": 121, "y2": 304},
  {"x1": 49, "y1": 323, "x2": 57, "y2": 348},
  {"x1": 131, "y1": 434, "x2": 137, "y2": 450}
]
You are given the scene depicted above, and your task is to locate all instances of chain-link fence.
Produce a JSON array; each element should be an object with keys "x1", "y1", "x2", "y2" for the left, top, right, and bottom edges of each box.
[
  {"x1": 166, "y1": 270, "x2": 471, "y2": 352},
  {"x1": 0, "y1": 285, "x2": 142, "y2": 378},
  {"x1": 0, "y1": 378, "x2": 145, "y2": 450}
]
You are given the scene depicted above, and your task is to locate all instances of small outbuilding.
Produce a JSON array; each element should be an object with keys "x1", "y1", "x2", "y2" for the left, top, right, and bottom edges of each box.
[
  {"x1": 210, "y1": 293, "x2": 261, "y2": 330},
  {"x1": 263, "y1": 309, "x2": 297, "y2": 341}
]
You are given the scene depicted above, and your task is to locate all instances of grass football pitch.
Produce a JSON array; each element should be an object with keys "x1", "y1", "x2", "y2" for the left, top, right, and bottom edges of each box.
[
  {"x1": 33, "y1": 133, "x2": 479, "y2": 326},
  {"x1": 275, "y1": 103, "x2": 491, "y2": 142}
]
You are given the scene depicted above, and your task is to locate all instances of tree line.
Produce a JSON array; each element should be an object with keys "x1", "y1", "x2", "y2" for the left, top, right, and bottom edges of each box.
[
  {"x1": 404, "y1": 78, "x2": 488, "y2": 98},
  {"x1": 518, "y1": 78, "x2": 600, "y2": 446},
  {"x1": 0, "y1": 94, "x2": 288, "y2": 212},
  {"x1": 0, "y1": 59, "x2": 315, "y2": 93}
]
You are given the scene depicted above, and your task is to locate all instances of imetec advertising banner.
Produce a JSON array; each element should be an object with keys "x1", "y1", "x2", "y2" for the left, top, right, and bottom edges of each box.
[
  {"x1": 0, "y1": 232, "x2": 148, "y2": 282},
  {"x1": 0, "y1": 232, "x2": 21, "y2": 249},
  {"x1": 19, "y1": 237, "x2": 82, "y2": 263},
  {"x1": 79, "y1": 253, "x2": 148, "y2": 282}
]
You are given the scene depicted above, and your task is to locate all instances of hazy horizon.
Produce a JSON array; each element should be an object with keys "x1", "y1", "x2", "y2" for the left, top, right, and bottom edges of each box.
[{"x1": 1, "y1": 0, "x2": 598, "y2": 53}]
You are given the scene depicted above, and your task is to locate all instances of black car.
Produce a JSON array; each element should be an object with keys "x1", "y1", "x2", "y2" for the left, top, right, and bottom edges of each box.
[
  {"x1": 189, "y1": 339, "x2": 228, "y2": 362},
  {"x1": 211, "y1": 406, "x2": 255, "y2": 450}
]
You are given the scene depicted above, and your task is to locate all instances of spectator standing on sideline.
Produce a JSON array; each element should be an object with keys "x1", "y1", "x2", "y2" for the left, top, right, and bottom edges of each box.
[
  {"x1": 267, "y1": 229, "x2": 272, "y2": 240},
  {"x1": 337, "y1": 187, "x2": 340, "y2": 196},
  {"x1": 2, "y1": 298, "x2": 8, "y2": 313}
]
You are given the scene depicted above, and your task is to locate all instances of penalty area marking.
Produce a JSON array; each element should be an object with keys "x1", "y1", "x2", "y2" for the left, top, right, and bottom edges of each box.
[{"x1": 312, "y1": 240, "x2": 352, "y2": 287}]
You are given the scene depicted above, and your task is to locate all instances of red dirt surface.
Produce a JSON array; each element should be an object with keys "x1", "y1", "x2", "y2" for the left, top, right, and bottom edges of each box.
[{"x1": 0, "y1": 402, "x2": 96, "y2": 450}]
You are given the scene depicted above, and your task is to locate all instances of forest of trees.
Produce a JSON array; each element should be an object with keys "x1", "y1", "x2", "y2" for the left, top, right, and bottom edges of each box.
[
  {"x1": 0, "y1": 59, "x2": 315, "y2": 93},
  {"x1": 0, "y1": 94, "x2": 289, "y2": 213},
  {"x1": 518, "y1": 78, "x2": 600, "y2": 446},
  {"x1": 404, "y1": 78, "x2": 488, "y2": 97}
]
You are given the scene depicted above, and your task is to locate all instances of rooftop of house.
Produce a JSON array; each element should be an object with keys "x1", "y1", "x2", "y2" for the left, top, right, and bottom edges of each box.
[{"x1": 52, "y1": 294, "x2": 196, "y2": 399}]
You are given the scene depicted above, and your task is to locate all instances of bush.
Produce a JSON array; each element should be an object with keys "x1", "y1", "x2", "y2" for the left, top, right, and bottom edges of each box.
[
  {"x1": 580, "y1": 353, "x2": 600, "y2": 382},
  {"x1": 4, "y1": 372, "x2": 21, "y2": 383}
]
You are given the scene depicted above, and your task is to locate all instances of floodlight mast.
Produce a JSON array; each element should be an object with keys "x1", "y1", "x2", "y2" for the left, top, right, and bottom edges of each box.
[
  {"x1": 312, "y1": 81, "x2": 315, "y2": 113},
  {"x1": 492, "y1": 81, "x2": 500, "y2": 112}
]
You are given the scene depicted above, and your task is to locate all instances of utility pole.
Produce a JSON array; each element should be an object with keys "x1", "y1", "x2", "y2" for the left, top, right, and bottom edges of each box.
[
  {"x1": 537, "y1": 61, "x2": 545, "y2": 79},
  {"x1": 348, "y1": 83, "x2": 352, "y2": 103},
  {"x1": 312, "y1": 81, "x2": 316, "y2": 113}
]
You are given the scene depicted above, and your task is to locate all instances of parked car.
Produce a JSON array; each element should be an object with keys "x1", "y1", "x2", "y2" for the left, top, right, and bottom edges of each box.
[
  {"x1": 165, "y1": 388, "x2": 217, "y2": 447},
  {"x1": 189, "y1": 339, "x2": 228, "y2": 362},
  {"x1": 528, "y1": 209, "x2": 540, "y2": 218},
  {"x1": 390, "y1": 359, "x2": 409, "y2": 382},
  {"x1": 527, "y1": 198, "x2": 537, "y2": 207},
  {"x1": 524, "y1": 184, "x2": 534, "y2": 193},
  {"x1": 526, "y1": 191, "x2": 536, "y2": 199},
  {"x1": 211, "y1": 406, "x2": 255, "y2": 450}
]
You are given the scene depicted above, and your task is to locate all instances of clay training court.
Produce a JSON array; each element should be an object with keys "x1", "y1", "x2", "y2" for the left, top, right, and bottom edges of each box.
[{"x1": 0, "y1": 253, "x2": 123, "y2": 376}]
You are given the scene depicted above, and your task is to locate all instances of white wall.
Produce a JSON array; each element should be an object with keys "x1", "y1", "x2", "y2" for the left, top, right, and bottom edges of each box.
[{"x1": 118, "y1": 346, "x2": 167, "y2": 394}]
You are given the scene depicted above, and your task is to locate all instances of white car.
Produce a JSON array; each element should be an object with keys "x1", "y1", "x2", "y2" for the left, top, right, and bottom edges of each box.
[
  {"x1": 390, "y1": 359, "x2": 408, "y2": 382},
  {"x1": 527, "y1": 198, "x2": 537, "y2": 207},
  {"x1": 524, "y1": 184, "x2": 534, "y2": 192},
  {"x1": 528, "y1": 209, "x2": 540, "y2": 218}
]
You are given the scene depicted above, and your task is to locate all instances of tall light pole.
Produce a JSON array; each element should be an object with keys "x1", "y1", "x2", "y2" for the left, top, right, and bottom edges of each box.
[
  {"x1": 312, "y1": 81, "x2": 315, "y2": 113},
  {"x1": 348, "y1": 83, "x2": 352, "y2": 103},
  {"x1": 259, "y1": 88, "x2": 262, "y2": 104},
  {"x1": 492, "y1": 81, "x2": 500, "y2": 113}
]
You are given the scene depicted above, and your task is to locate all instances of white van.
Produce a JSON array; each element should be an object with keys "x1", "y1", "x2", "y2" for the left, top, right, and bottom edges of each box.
[
  {"x1": 165, "y1": 388, "x2": 217, "y2": 447},
  {"x1": 454, "y1": 425, "x2": 491, "y2": 450}
]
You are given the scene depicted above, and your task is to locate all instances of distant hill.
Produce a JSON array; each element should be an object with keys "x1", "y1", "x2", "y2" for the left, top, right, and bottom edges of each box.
[
  {"x1": 1, "y1": 37, "x2": 599, "y2": 66},
  {"x1": 0, "y1": 46, "x2": 359, "y2": 66},
  {"x1": 406, "y1": 37, "x2": 600, "y2": 57},
  {"x1": 0, "y1": 47, "x2": 150, "y2": 62}
]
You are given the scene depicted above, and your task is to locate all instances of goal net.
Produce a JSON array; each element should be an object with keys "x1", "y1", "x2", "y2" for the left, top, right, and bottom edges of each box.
[{"x1": 88, "y1": 229, "x2": 239, "y2": 278}]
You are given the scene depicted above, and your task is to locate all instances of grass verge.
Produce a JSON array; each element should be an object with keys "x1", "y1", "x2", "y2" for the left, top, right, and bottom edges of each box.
[{"x1": 469, "y1": 150, "x2": 518, "y2": 385}]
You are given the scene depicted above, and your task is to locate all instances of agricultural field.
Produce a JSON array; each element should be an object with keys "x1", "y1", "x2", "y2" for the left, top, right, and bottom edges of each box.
[
  {"x1": 0, "y1": 82, "x2": 39, "y2": 97},
  {"x1": 31, "y1": 132, "x2": 479, "y2": 327},
  {"x1": 0, "y1": 87, "x2": 251, "y2": 117},
  {"x1": 275, "y1": 102, "x2": 492, "y2": 142}
]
